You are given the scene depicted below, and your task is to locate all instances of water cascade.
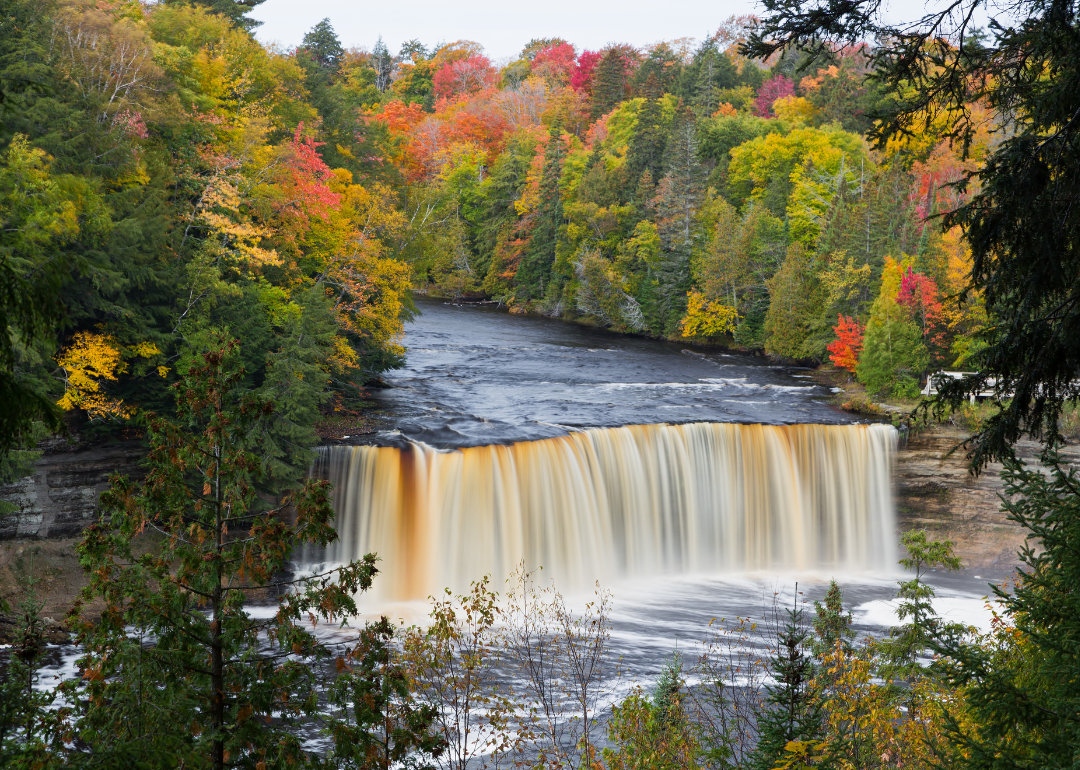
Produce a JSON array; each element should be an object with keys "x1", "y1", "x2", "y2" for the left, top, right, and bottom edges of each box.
[{"x1": 308, "y1": 422, "x2": 897, "y2": 601}]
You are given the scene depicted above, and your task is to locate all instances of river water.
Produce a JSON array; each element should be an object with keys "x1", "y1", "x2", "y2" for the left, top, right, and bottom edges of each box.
[
  {"x1": 314, "y1": 297, "x2": 999, "y2": 676},
  {"x1": 366, "y1": 296, "x2": 852, "y2": 447},
  {"x1": 27, "y1": 296, "x2": 1001, "y2": 749}
]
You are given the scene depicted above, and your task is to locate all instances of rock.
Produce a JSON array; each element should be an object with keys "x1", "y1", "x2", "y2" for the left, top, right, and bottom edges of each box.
[
  {"x1": 894, "y1": 425, "x2": 1072, "y2": 570},
  {"x1": 0, "y1": 440, "x2": 144, "y2": 540}
]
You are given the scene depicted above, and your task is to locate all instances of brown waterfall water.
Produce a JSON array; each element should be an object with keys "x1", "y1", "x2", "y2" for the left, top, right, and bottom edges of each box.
[{"x1": 309, "y1": 421, "x2": 897, "y2": 602}]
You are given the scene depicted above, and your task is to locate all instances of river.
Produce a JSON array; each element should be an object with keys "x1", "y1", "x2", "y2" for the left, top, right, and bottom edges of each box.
[
  {"x1": 29, "y1": 298, "x2": 997, "y2": 747},
  {"x1": 365, "y1": 295, "x2": 852, "y2": 447},
  {"x1": 303, "y1": 297, "x2": 997, "y2": 678}
]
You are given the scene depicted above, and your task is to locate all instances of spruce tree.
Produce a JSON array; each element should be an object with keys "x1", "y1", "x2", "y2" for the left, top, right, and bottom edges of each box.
[
  {"x1": 751, "y1": 594, "x2": 822, "y2": 770},
  {"x1": 856, "y1": 262, "x2": 929, "y2": 398},
  {"x1": 301, "y1": 18, "x2": 345, "y2": 72},
  {"x1": 810, "y1": 579, "x2": 855, "y2": 659},
  {"x1": 169, "y1": 0, "x2": 266, "y2": 32},
  {"x1": 516, "y1": 124, "x2": 565, "y2": 300},
  {"x1": 625, "y1": 76, "x2": 669, "y2": 194},
  {"x1": 880, "y1": 530, "x2": 963, "y2": 681},
  {"x1": 933, "y1": 453, "x2": 1080, "y2": 770},
  {"x1": 591, "y1": 49, "x2": 630, "y2": 119}
]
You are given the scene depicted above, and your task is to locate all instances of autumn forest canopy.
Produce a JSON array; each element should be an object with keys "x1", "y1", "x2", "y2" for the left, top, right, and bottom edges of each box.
[{"x1": 0, "y1": 0, "x2": 997, "y2": 478}]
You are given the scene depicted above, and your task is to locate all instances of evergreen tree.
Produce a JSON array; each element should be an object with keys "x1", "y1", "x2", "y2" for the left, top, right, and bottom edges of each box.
[
  {"x1": 591, "y1": 48, "x2": 631, "y2": 119},
  {"x1": 763, "y1": 242, "x2": 824, "y2": 361},
  {"x1": 751, "y1": 594, "x2": 822, "y2": 770},
  {"x1": 678, "y1": 39, "x2": 739, "y2": 116},
  {"x1": 933, "y1": 453, "x2": 1080, "y2": 770},
  {"x1": 810, "y1": 579, "x2": 855, "y2": 659},
  {"x1": 168, "y1": 0, "x2": 266, "y2": 32},
  {"x1": 879, "y1": 530, "x2": 963, "y2": 681},
  {"x1": 0, "y1": 551, "x2": 56, "y2": 767},
  {"x1": 516, "y1": 124, "x2": 565, "y2": 300},
  {"x1": 856, "y1": 260, "x2": 929, "y2": 398},
  {"x1": 301, "y1": 18, "x2": 345, "y2": 72},
  {"x1": 63, "y1": 341, "x2": 442, "y2": 768},
  {"x1": 624, "y1": 76, "x2": 669, "y2": 193}
]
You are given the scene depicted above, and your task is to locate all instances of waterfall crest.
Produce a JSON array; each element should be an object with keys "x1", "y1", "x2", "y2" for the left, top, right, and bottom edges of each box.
[{"x1": 309, "y1": 422, "x2": 897, "y2": 600}]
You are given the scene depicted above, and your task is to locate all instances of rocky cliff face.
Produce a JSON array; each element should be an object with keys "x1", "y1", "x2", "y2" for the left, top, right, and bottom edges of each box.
[
  {"x1": 893, "y1": 425, "x2": 1067, "y2": 570},
  {"x1": 0, "y1": 441, "x2": 144, "y2": 540}
]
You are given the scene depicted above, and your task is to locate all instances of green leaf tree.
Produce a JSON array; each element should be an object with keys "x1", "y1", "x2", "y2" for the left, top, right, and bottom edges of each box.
[
  {"x1": 856, "y1": 258, "x2": 929, "y2": 398},
  {"x1": 879, "y1": 529, "x2": 963, "y2": 682},
  {"x1": 750, "y1": 594, "x2": 822, "y2": 770},
  {"x1": 932, "y1": 453, "x2": 1080, "y2": 769}
]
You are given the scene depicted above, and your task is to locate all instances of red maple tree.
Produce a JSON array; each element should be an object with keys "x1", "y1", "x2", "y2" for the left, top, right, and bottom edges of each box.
[{"x1": 828, "y1": 314, "x2": 864, "y2": 373}]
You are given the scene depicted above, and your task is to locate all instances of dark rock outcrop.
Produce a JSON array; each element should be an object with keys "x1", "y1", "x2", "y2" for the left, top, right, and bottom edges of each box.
[{"x1": 0, "y1": 441, "x2": 144, "y2": 540}]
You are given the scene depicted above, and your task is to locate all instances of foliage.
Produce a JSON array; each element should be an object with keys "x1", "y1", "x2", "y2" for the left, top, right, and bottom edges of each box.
[
  {"x1": 604, "y1": 654, "x2": 699, "y2": 770},
  {"x1": 827, "y1": 315, "x2": 863, "y2": 373},
  {"x1": 680, "y1": 290, "x2": 738, "y2": 338},
  {"x1": 745, "y1": 0, "x2": 1080, "y2": 468},
  {"x1": 857, "y1": 259, "x2": 929, "y2": 399},
  {"x1": 61, "y1": 341, "x2": 414, "y2": 768},
  {"x1": 749, "y1": 594, "x2": 822, "y2": 770},
  {"x1": 931, "y1": 453, "x2": 1080, "y2": 770},
  {"x1": 879, "y1": 530, "x2": 964, "y2": 681}
]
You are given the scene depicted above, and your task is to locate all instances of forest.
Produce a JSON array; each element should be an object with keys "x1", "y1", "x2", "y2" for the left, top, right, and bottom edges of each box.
[
  {"x1": 3, "y1": 0, "x2": 1080, "y2": 767},
  {"x1": 0, "y1": 0, "x2": 985, "y2": 477}
]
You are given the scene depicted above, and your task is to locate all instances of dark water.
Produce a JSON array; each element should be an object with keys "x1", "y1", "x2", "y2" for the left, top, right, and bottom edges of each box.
[{"x1": 367, "y1": 296, "x2": 856, "y2": 448}]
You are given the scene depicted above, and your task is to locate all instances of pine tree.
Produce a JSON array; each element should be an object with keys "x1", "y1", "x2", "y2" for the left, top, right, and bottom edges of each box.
[
  {"x1": 169, "y1": 0, "x2": 266, "y2": 32},
  {"x1": 591, "y1": 48, "x2": 631, "y2": 119},
  {"x1": 751, "y1": 594, "x2": 822, "y2": 770},
  {"x1": 856, "y1": 259, "x2": 929, "y2": 398},
  {"x1": 880, "y1": 530, "x2": 963, "y2": 681},
  {"x1": 301, "y1": 18, "x2": 345, "y2": 71},
  {"x1": 810, "y1": 580, "x2": 855, "y2": 659},
  {"x1": 763, "y1": 242, "x2": 824, "y2": 361},
  {"x1": 625, "y1": 76, "x2": 669, "y2": 194},
  {"x1": 516, "y1": 124, "x2": 565, "y2": 300},
  {"x1": 933, "y1": 453, "x2": 1080, "y2": 770}
]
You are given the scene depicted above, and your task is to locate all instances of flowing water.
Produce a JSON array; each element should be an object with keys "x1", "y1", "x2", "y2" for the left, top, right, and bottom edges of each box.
[
  {"x1": 364, "y1": 296, "x2": 851, "y2": 448},
  {"x1": 311, "y1": 423, "x2": 897, "y2": 602},
  {"x1": 22, "y1": 297, "x2": 1000, "y2": 755},
  {"x1": 301, "y1": 297, "x2": 997, "y2": 661}
]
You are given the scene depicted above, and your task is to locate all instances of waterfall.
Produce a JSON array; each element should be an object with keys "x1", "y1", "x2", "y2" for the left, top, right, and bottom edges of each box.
[{"x1": 307, "y1": 422, "x2": 897, "y2": 601}]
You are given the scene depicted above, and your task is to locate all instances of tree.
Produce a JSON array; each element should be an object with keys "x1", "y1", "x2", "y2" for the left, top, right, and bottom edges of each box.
[
  {"x1": 591, "y1": 47, "x2": 635, "y2": 118},
  {"x1": 856, "y1": 258, "x2": 929, "y2": 398},
  {"x1": 171, "y1": 0, "x2": 266, "y2": 32},
  {"x1": 753, "y1": 75, "x2": 795, "y2": 118},
  {"x1": 0, "y1": 551, "x2": 57, "y2": 768},
  {"x1": 516, "y1": 124, "x2": 566, "y2": 300},
  {"x1": 604, "y1": 653, "x2": 698, "y2": 770},
  {"x1": 764, "y1": 242, "x2": 824, "y2": 360},
  {"x1": 301, "y1": 18, "x2": 345, "y2": 72},
  {"x1": 879, "y1": 530, "x2": 963, "y2": 682},
  {"x1": 827, "y1": 315, "x2": 864, "y2": 373},
  {"x1": 745, "y1": 0, "x2": 1080, "y2": 469},
  {"x1": 63, "y1": 341, "x2": 422, "y2": 768},
  {"x1": 932, "y1": 453, "x2": 1080, "y2": 770},
  {"x1": 750, "y1": 594, "x2": 822, "y2": 770},
  {"x1": 811, "y1": 580, "x2": 855, "y2": 659}
]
